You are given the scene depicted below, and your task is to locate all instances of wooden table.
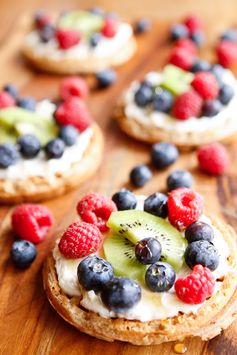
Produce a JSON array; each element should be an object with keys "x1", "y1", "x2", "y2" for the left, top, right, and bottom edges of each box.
[{"x1": 1, "y1": 1, "x2": 237, "y2": 354}]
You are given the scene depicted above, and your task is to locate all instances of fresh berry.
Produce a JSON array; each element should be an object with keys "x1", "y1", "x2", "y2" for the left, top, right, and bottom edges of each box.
[
  {"x1": 169, "y1": 47, "x2": 194, "y2": 71},
  {"x1": 152, "y1": 88, "x2": 173, "y2": 113},
  {"x1": 34, "y1": 10, "x2": 52, "y2": 29},
  {"x1": 56, "y1": 29, "x2": 81, "y2": 50},
  {"x1": 184, "y1": 15, "x2": 202, "y2": 34},
  {"x1": 45, "y1": 138, "x2": 65, "y2": 159},
  {"x1": 112, "y1": 189, "x2": 137, "y2": 211},
  {"x1": 185, "y1": 221, "x2": 214, "y2": 243},
  {"x1": 12, "y1": 204, "x2": 53, "y2": 244},
  {"x1": 17, "y1": 96, "x2": 36, "y2": 111},
  {"x1": 197, "y1": 143, "x2": 230, "y2": 175},
  {"x1": 174, "y1": 38, "x2": 198, "y2": 55},
  {"x1": 59, "y1": 221, "x2": 102, "y2": 258},
  {"x1": 135, "y1": 237, "x2": 162, "y2": 265},
  {"x1": 96, "y1": 69, "x2": 117, "y2": 88},
  {"x1": 90, "y1": 32, "x2": 102, "y2": 47},
  {"x1": 173, "y1": 90, "x2": 203, "y2": 120},
  {"x1": 40, "y1": 24, "x2": 55, "y2": 42},
  {"x1": 145, "y1": 262, "x2": 176, "y2": 292},
  {"x1": 190, "y1": 30, "x2": 205, "y2": 47},
  {"x1": 191, "y1": 59, "x2": 211, "y2": 73},
  {"x1": 18, "y1": 134, "x2": 41, "y2": 158},
  {"x1": 0, "y1": 144, "x2": 19, "y2": 168},
  {"x1": 144, "y1": 192, "x2": 168, "y2": 218},
  {"x1": 151, "y1": 142, "x2": 179, "y2": 169},
  {"x1": 130, "y1": 164, "x2": 152, "y2": 187},
  {"x1": 55, "y1": 97, "x2": 92, "y2": 132},
  {"x1": 210, "y1": 64, "x2": 225, "y2": 84},
  {"x1": 167, "y1": 169, "x2": 193, "y2": 191},
  {"x1": 217, "y1": 40, "x2": 237, "y2": 67},
  {"x1": 134, "y1": 82, "x2": 153, "y2": 107},
  {"x1": 101, "y1": 18, "x2": 118, "y2": 38},
  {"x1": 101, "y1": 277, "x2": 141, "y2": 312},
  {"x1": 175, "y1": 264, "x2": 215, "y2": 304},
  {"x1": 0, "y1": 91, "x2": 15, "y2": 108},
  {"x1": 185, "y1": 240, "x2": 219, "y2": 270},
  {"x1": 220, "y1": 29, "x2": 237, "y2": 42},
  {"x1": 77, "y1": 256, "x2": 113, "y2": 292},
  {"x1": 3, "y1": 84, "x2": 18, "y2": 98},
  {"x1": 60, "y1": 76, "x2": 89, "y2": 101},
  {"x1": 88, "y1": 7, "x2": 104, "y2": 15},
  {"x1": 105, "y1": 12, "x2": 119, "y2": 20},
  {"x1": 11, "y1": 240, "x2": 37, "y2": 268},
  {"x1": 191, "y1": 72, "x2": 219, "y2": 100},
  {"x1": 202, "y1": 99, "x2": 222, "y2": 117},
  {"x1": 168, "y1": 188, "x2": 204, "y2": 231},
  {"x1": 59, "y1": 125, "x2": 78, "y2": 146},
  {"x1": 170, "y1": 24, "x2": 189, "y2": 41},
  {"x1": 77, "y1": 193, "x2": 117, "y2": 232},
  {"x1": 134, "y1": 18, "x2": 151, "y2": 33},
  {"x1": 218, "y1": 84, "x2": 234, "y2": 105}
]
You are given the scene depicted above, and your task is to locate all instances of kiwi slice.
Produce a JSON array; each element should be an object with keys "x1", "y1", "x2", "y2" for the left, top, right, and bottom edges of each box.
[
  {"x1": 107, "y1": 210, "x2": 187, "y2": 271},
  {"x1": 103, "y1": 234, "x2": 147, "y2": 282},
  {"x1": 160, "y1": 65, "x2": 194, "y2": 95},
  {"x1": 58, "y1": 10, "x2": 104, "y2": 36},
  {"x1": 0, "y1": 126, "x2": 17, "y2": 144}
]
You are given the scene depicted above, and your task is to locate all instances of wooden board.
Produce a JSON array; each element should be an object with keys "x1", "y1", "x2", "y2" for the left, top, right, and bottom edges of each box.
[{"x1": 1, "y1": 2, "x2": 237, "y2": 354}]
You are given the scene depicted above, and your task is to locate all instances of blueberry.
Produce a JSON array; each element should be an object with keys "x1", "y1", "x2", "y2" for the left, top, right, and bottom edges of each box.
[
  {"x1": 185, "y1": 221, "x2": 214, "y2": 243},
  {"x1": 17, "y1": 96, "x2": 36, "y2": 111},
  {"x1": 135, "y1": 18, "x2": 151, "y2": 34},
  {"x1": 112, "y1": 189, "x2": 137, "y2": 210},
  {"x1": 203, "y1": 99, "x2": 222, "y2": 117},
  {"x1": 45, "y1": 138, "x2": 65, "y2": 159},
  {"x1": 96, "y1": 69, "x2": 117, "y2": 88},
  {"x1": 220, "y1": 29, "x2": 237, "y2": 42},
  {"x1": 191, "y1": 60, "x2": 211, "y2": 73},
  {"x1": 152, "y1": 88, "x2": 173, "y2": 113},
  {"x1": 90, "y1": 32, "x2": 102, "y2": 47},
  {"x1": 170, "y1": 24, "x2": 189, "y2": 41},
  {"x1": 18, "y1": 134, "x2": 41, "y2": 158},
  {"x1": 218, "y1": 84, "x2": 234, "y2": 105},
  {"x1": 130, "y1": 164, "x2": 152, "y2": 187},
  {"x1": 210, "y1": 64, "x2": 225, "y2": 84},
  {"x1": 101, "y1": 277, "x2": 141, "y2": 312},
  {"x1": 144, "y1": 192, "x2": 168, "y2": 218},
  {"x1": 59, "y1": 125, "x2": 78, "y2": 146},
  {"x1": 167, "y1": 169, "x2": 193, "y2": 191},
  {"x1": 190, "y1": 30, "x2": 205, "y2": 46},
  {"x1": 134, "y1": 83, "x2": 153, "y2": 107},
  {"x1": 40, "y1": 24, "x2": 55, "y2": 42},
  {"x1": 88, "y1": 7, "x2": 104, "y2": 15},
  {"x1": 151, "y1": 142, "x2": 179, "y2": 169},
  {"x1": 145, "y1": 262, "x2": 176, "y2": 292},
  {"x1": 11, "y1": 240, "x2": 37, "y2": 268},
  {"x1": 135, "y1": 237, "x2": 162, "y2": 264},
  {"x1": 185, "y1": 240, "x2": 219, "y2": 271},
  {"x1": 77, "y1": 256, "x2": 113, "y2": 292},
  {"x1": 0, "y1": 144, "x2": 19, "y2": 168},
  {"x1": 3, "y1": 84, "x2": 18, "y2": 98}
]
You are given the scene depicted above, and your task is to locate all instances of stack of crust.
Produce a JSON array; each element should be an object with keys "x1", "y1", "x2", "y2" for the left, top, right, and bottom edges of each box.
[
  {"x1": 43, "y1": 214, "x2": 237, "y2": 345},
  {"x1": 0, "y1": 123, "x2": 104, "y2": 204}
]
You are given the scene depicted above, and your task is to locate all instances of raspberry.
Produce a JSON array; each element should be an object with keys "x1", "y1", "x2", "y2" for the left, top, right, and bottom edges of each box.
[
  {"x1": 55, "y1": 97, "x2": 92, "y2": 132},
  {"x1": 77, "y1": 193, "x2": 117, "y2": 232},
  {"x1": 58, "y1": 222, "x2": 102, "y2": 259},
  {"x1": 175, "y1": 264, "x2": 215, "y2": 304},
  {"x1": 184, "y1": 15, "x2": 203, "y2": 34},
  {"x1": 101, "y1": 18, "x2": 118, "y2": 38},
  {"x1": 12, "y1": 204, "x2": 53, "y2": 244},
  {"x1": 60, "y1": 76, "x2": 89, "y2": 101},
  {"x1": 0, "y1": 91, "x2": 15, "y2": 108},
  {"x1": 173, "y1": 90, "x2": 203, "y2": 120},
  {"x1": 56, "y1": 29, "x2": 81, "y2": 50},
  {"x1": 191, "y1": 72, "x2": 219, "y2": 100},
  {"x1": 174, "y1": 38, "x2": 198, "y2": 55},
  {"x1": 168, "y1": 188, "x2": 204, "y2": 231},
  {"x1": 197, "y1": 143, "x2": 230, "y2": 175},
  {"x1": 169, "y1": 47, "x2": 194, "y2": 71},
  {"x1": 217, "y1": 40, "x2": 237, "y2": 68}
]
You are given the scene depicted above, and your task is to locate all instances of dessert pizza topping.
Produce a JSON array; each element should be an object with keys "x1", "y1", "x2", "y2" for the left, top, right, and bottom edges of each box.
[
  {"x1": 197, "y1": 143, "x2": 230, "y2": 175},
  {"x1": 60, "y1": 76, "x2": 89, "y2": 101},
  {"x1": 184, "y1": 240, "x2": 219, "y2": 271}
]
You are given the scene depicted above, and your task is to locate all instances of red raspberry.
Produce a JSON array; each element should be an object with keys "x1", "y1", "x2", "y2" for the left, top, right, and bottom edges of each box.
[
  {"x1": 0, "y1": 91, "x2": 15, "y2": 108},
  {"x1": 168, "y1": 188, "x2": 204, "y2": 231},
  {"x1": 60, "y1": 76, "x2": 89, "y2": 101},
  {"x1": 101, "y1": 18, "x2": 118, "y2": 38},
  {"x1": 184, "y1": 15, "x2": 203, "y2": 34},
  {"x1": 77, "y1": 193, "x2": 117, "y2": 232},
  {"x1": 174, "y1": 38, "x2": 198, "y2": 55},
  {"x1": 12, "y1": 204, "x2": 53, "y2": 244},
  {"x1": 55, "y1": 97, "x2": 92, "y2": 132},
  {"x1": 197, "y1": 143, "x2": 230, "y2": 175},
  {"x1": 56, "y1": 29, "x2": 81, "y2": 50},
  {"x1": 173, "y1": 90, "x2": 203, "y2": 120},
  {"x1": 191, "y1": 72, "x2": 219, "y2": 100},
  {"x1": 169, "y1": 47, "x2": 194, "y2": 71},
  {"x1": 34, "y1": 11, "x2": 52, "y2": 29},
  {"x1": 58, "y1": 221, "x2": 102, "y2": 259},
  {"x1": 217, "y1": 40, "x2": 237, "y2": 68},
  {"x1": 175, "y1": 264, "x2": 215, "y2": 304}
]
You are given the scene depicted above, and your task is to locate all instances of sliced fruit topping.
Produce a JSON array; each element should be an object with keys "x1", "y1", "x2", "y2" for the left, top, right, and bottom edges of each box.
[
  {"x1": 135, "y1": 237, "x2": 162, "y2": 265},
  {"x1": 107, "y1": 210, "x2": 187, "y2": 271},
  {"x1": 58, "y1": 221, "x2": 102, "y2": 258},
  {"x1": 185, "y1": 240, "x2": 219, "y2": 271},
  {"x1": 161, "y1": 65, "x2": 194, "y2": 95},
  {"x1": 60, "y1": 76, "x2": 89, "y2": 100},
  {"x1": 11, "y1": 240, "x2": 37, "y2": 269},
  {"x1": 12, "y1": 204, "x2": 53, "y2": 244},
  {"x1": 145, "y1": 262, "x2": 176, "y2": 292}
]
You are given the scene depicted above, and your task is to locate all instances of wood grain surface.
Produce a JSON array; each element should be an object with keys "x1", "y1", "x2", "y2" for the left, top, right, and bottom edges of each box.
[{"x1": 1, "y1": 1, "x2": 237, "y2": 354}]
